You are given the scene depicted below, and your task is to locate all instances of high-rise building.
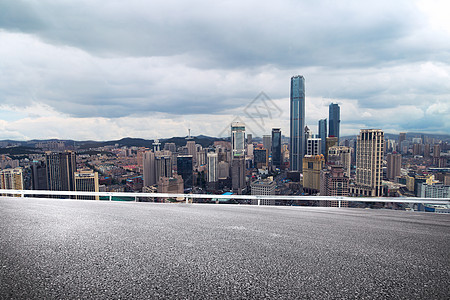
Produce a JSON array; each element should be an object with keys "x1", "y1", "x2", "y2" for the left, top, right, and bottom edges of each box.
[
  {"x1": 306, "y1": 138, "x2": 321, "y2": 156},
  {"x1": 31, "y1": 161, "x2": 48, "y2": 190},
  {"x1": 329, "y1": 103, "x2": 340, "y2": 142},
  {"x1": 155, "y1": 155, "x2": 172, "y2": 181},
  {"x1": 143, "y1": 151, "x2": 156, "y2": 187},
  {"x1": 325, "y1": 136, "x2": 339, "y2": 162},
  {"x1": 290, "y1": 75, "x2": 305, "y2": 172},
  {"x1": 302, "y1": 155, "x2": 325, "y2": 193},
  {"x1": 207, "y1": 152, "x2": 218, "y2": 183},
  {"x1": 263, "y1": 135, "x2": 272, "y2": 155},
  {"x1": 177, "y1": 155, "x2": 193, "y2": 189},
  {"x1": 0, "y1": 168, "x2": 24, "y2": 190},
  {"x1": 327, "y1": 146, "x2": 352, "y2": 177},
  {"x1": 271, "y1": 128, "x2": 282, "y2": 169},
  {"x1": 387, "y1": 153, "x2": 402, "y2": 181},
  {"x1": 354, "y1": 129, "x2": 384, "y2": 197},
  {"x1": 398, "y1": 133, "x2": 406, "y2": 151},
  {"x1": 231, "y1": 155, "x2": 246, "y2": 194},
  {"x1": 186, "y1": 140, "x2": 196, "y2": 164},
  {"x1": 45, "y1": 151, "x2": 76, "y2": 192},
  {"x1": 74, "y1": 169, "x2": 99, "y2": 200},
  {"x1": 254, "y1": 147, "x2": 268, "y2": 169},
  {"x1": 318, "y1": 119, "x2": 327, "y2": 156},
  {"x1": 231, "y1": 122, "x2": 245, "y2": 157}
]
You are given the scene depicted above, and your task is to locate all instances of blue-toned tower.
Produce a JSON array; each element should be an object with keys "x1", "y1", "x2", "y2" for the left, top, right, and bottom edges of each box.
[
  {"x1": 290, "y1": 75, "x2": 305, "y2": 172},
  {"x1": 329, "y1": 103, "x2": 340, "y2": 143}
]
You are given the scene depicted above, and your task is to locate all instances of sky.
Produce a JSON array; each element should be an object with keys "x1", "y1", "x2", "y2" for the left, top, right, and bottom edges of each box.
[{"x1": 0, "y1": 0, "x2": 449, "y2": 141}]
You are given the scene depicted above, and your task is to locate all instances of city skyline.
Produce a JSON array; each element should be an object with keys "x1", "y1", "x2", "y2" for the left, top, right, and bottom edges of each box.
[{"x1": 0, "y1": 1, "x2": 449, "y2": 140}]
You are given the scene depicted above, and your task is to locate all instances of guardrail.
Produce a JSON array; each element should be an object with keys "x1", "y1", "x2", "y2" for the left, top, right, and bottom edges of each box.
[{"x1": 0, "y1": 189, "x2": 449, "y2": 206}]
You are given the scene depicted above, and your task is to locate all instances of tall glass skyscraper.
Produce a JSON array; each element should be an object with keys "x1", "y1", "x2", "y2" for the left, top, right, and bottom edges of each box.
[
  {"x1": 329, "y1": 103, "x2": 340, "y2": 142},
  {"x1": 231, "y1": 122, "x2": 245, "y2": 157},
  {"x1": 318, "y1": 119, "x2": 327, "y2": 156},
  {"x1": 290, "y1": 75, "x2": 305, "y2": 172},
  {"x1": 271, "y1": 128, "x2": 282, "y2": 169}
]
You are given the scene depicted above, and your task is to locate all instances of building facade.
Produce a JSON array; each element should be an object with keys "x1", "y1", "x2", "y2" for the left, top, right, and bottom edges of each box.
[
  {"x1": 272, "y1": 128, "x2": 282, "y2": 169},
  {"x1": 318, "y1": 119, "x2": 327, "y2": 156},
  {"x1": 354, "y1": 129, "x2": 384, "y2": 197},
  {"x1": 290, "y1": 75, "x2": 305, "y2": 172},
  {"x1": 74, "y1": 169, "x2": 99, "y2": 200},
  {"x1": 329, "y1": 103, "x2": 340, "y2": 142},
  {"x1": 231, "y1": 122, "x2": 245, "y2": 157},
  {"x1": 45, "y1": 151, "x2": 76, "y2": 192}
]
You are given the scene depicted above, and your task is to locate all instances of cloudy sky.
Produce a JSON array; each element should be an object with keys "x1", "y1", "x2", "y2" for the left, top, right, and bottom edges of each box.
[{"x1": 0, "y1": 0, "x2": 449, "y2": 140}]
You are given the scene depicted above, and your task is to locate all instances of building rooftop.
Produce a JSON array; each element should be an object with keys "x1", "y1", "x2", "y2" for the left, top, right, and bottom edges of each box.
[{"x1": 1, "y1": 197, "x2": 449, "y2": 298}]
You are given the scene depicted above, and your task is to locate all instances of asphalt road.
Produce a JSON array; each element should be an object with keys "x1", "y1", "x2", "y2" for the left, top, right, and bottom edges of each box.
[{"x1": 1, "y1": 197, "x2": 449, "y2": 299}]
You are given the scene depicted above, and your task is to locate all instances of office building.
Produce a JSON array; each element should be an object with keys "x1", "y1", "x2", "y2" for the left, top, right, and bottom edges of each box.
[
  {"x1": 329, "y1": 103, "x2": 340, "y2": 142},
  {"x1": 263, "y1": 135, "x2": 272, "y2": 155},
  {"x1": 254, "y1": 146, "x2": 269, "y2": 169},
  {"x1": 272, "y1": 128, "x2": 282, "y2": 169},
  {"x1": 290, "y1": 75, "x2": 305, "y2": 172},
  {"x1": 45, "y1": 151, "x2": 76, "y2": 191},
  {"x1": 31, "y1": 161, "x2": 48, "y2": 190},
  {"x1": 0, "y1": 168, "x2": 24, "y2": 190},
  {"x1": 231, "y1": 122, "x2": 246, "y2": 157},
  {"x1": 318, "y1": 119, "x2": 327, "y2": 156},
  {"x1": 231, "y1": 155, "x2": 246, "y2": 194},
  {"x1": 143, "y1": 151, "x2": 156, "y2": 186},
  {"x1": 327, "y1": 146, "x2": 352, "y2": 177},
  {"x1": 387, "y1": 153, "x2": 402, "y2": 181},
  {"x1": 207, "y1": 152, "x2": 218, "y2": 183},
  {"x1": 155, "y1": 155, "x2": 172, "y2": 181},
  {"x1": 325, "y1": 136, "x2": 339, "y2": 162},
  {"x1": 74, "y1": 169, "x2": 99, "y2": 200},
  {"x1": 177, "y1": 155, "x2": 193, "y2": 189},
  {"x1": 306, "y1": 138, "x2": 321, "y2": 156},
  {"x1": 354, "y1": 129, "x2": 384, "y2": 197},
  {"x1": 398, "y1": 133, "x2": 406, "y2": 152},
  {"x1": 302, "y1": 155, "x2": 325, "y2": 193}
]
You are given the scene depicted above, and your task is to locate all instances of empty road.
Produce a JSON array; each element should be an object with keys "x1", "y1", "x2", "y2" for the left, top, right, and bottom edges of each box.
[{"x1": 1, "y1": 197, "x2": 449, "y2": 299}]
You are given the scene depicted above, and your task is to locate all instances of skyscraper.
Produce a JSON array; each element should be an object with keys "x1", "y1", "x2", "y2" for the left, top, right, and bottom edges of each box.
[
  {"x1": 290, "y1": 75, "x2": 305, "y2": 172},
  {"x1": 354, "y1": 129, "x2": 384, "y2": 197},
  {"x1": 387, "y1": 153, "x2": 401, "y2": 181},
  {"x1": 177, "y1": 155, "x2": 193, "y2": 189},
  {"x1": 329, "y1": 103, "x2": 340, "y2": 142},
  {"x1": 142, "y1": 151, "x2": 156, "y2": 187},
  {"x1": 45, "y1": 151, "x2": 76, "y2": 192},
  {"x1": 318, "y1": 119, "x2": 327, "y2": 156},
  {"x1": 271, "y1": 128, "x2": 282, "y2": 169},
  {"x1": 231, "y1": 122, "x2": 245, "y2": 157},
  {"x1": 207, "y1": 152, "x2": 218, "y2": 183},
  {"x1": 263, "y1": 135, "x2": 272, "y2": 155}
]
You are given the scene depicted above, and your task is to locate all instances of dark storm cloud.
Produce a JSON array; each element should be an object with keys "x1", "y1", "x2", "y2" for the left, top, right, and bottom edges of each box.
[{"x1": 0, "y1": 0, "x2": 449, "y2": 136}]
